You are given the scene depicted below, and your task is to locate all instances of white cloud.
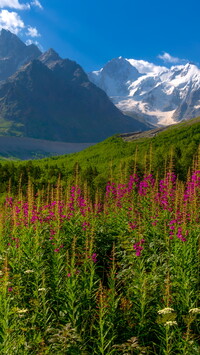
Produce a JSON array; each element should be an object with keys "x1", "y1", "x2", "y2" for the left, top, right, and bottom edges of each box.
[
  {"x1": 0, "y1": 1, "x2": 43, "y2": 39},
  {"x1": 31, "y1": 0, "x2": 42, "y2": 9},
  {"x1": 26, "y1": 25, "x2": 40, "y2": 37},
  {"x1": 26, "y1": 38, "x2": 43, "y2": 50},
  {"x1": 25, "y1": 38, "x2": 34, "y2": 45},
  {"x1": 158, "y1": 52, "x2": 181, "y2": 64},
  {"x1": 0, "y1": 0, "x2": 30, "y2": 10},
  {"x1": 0, "y1": 9, "x2": 24, "y2": 33},
  {"x1": 0, "y1": 0, "x2": 43, "y2": 10}
]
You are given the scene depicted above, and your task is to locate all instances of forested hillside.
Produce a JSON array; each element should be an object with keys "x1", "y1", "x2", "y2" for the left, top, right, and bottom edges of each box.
[{"x1": 0, "y1": 118, "x2": 199, "y2": 196}]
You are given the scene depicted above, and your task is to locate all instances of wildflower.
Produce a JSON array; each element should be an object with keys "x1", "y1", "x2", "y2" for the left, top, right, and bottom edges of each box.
[
  {"x1": 152, "y1": 221, "x2": 157, "y2": 226},
  {"x1": 17, "y1": 308, "x2": 28, "y2": 314},
  {"x1": 164, "y1": 321, "x2": 177, "y2": 326},
  {"x1": 177, "y1": 227, "x2": 187, "y2": 242},
  {"x1": 8, "y1": 287, "x2": 13, "y2": 292},
  {"x1": 133, "y1": 239, "x2": 145, "y2": 257},
  {"x1": 38, "y1": 288, "x2": 46, "y2": 292},
  {"x1": 129, "y1": 222, "x2": 137, "y2": 230},
  {"x1": 24, "y1": 270, "x2": 34, "y2": 274},
  {"x1": 67, "y1": 273, "x2": 71, "y2": 277},
  {"x1": 189, "y1": 308, "x2": 200, "y2": 314},
  {"x1": 82, "y1": 221, "x2": 90, "y2": 231},
  {"x1": 91, "y1": 253, "x2": 97, "y2": 263},
  {"x1": 158, "y1": 307, "x2": 174, "y2": 315}
]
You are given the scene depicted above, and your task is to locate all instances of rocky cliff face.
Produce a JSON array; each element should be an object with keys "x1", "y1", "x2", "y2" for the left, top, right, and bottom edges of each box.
[
  {"x1": 0, "y1": 52, "x2": 149, "y2": 142},
  {"x1": 0, "y1": 29, "x2": 41, "y2": 81}
]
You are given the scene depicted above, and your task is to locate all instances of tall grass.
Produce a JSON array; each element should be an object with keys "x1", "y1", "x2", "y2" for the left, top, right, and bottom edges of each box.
[{"x1": 0, "y1": 159, "x2": 199, "y2": 354}]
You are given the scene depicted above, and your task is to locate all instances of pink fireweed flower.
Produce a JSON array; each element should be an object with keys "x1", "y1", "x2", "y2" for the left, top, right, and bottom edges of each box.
[
  {"x1": 106, "y1": 182, "x2": 117, "y2": 198},
  {"x1": 128, "y1": 174, "x2": 139, "y2": 192},
  {"x1": 177, "y1": 227, "x2": 187, "y2": 242},
  {"x1": 156, "y1": 172, "x2": 177, "y2": 210},
  {"x1": 135, "y1": 249, "x2": 142, "y2": 257},
  {"x1": 129, "y1": 222, "x2": 137, "y2": 230},
  {"x1": 184, "y1": 170, "x2": 200, "y2": 201},
  {"x1": 152, "y1": 221, "x2": 157, "y2": 226},
  {"x1": 5, "y1": 197, "x2": 13, "y2": 207},
  {"x1": 91, "y1": 253, "x2": 97, "y2": 263},
  {"x1": 82, "y1": 221, "x2": 90, "y2": 231},
  {"x1": 133, "y1": 239, "x2": 145, "y2": 256},
  {"x1": 138, "y1": 174, "x2": 155, "y2": 196}
]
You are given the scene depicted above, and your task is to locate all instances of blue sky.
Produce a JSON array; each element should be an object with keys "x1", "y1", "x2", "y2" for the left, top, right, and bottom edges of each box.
[{"x1": 0, "y1": 0, "x2": 199, "y2": 71}]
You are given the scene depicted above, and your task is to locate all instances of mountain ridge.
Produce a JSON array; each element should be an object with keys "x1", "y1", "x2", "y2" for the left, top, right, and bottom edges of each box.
[
  {"x1": 0, "y1": 29, "x2": 41, "y2": 81},
  {"x1": 89, "y1": 57, "x2": 200, "y2": 126},
  {"x1": 0, "y1": 30, "x2": 150, "y2": 143}
]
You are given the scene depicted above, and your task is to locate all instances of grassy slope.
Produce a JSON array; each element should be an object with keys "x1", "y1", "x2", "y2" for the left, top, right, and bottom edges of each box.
[
  {"x1": 33, "y1": 117, "x2": 200, "y2": 180},
  {"x1": 0, "y1": 118, "x2": 199, "y2": 194}
]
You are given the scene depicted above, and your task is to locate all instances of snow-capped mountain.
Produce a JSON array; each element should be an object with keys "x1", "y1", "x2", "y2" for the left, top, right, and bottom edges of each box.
[
  {"x1": 0, "y1": 31, "x2": 150, "y2": 143},
  {"x1": 88, "y1": 57, "x2": 200, "y2": 126}
]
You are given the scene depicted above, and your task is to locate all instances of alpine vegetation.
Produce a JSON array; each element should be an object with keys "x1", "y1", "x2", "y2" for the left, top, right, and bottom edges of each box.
[{"x1": 0, "y1": 154, "x2": 199, "y2": 354}]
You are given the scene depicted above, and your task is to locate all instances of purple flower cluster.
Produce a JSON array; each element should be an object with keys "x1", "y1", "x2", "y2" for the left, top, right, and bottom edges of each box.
[
  {"x1": 133, "y1": 239, "x2": 145, "y2": 256},
  {"x1": 156, "y1": 172, "x2": 177, "y2": 210},
  {"x1": 184, "y1": 170, "x2": 200, "y2": 201},
  {"x1": 168, "y1": 219, "x2": 188, "y2": 242},
  {"x1": 138, "y1": 174, "x2": 155, "y2": 196}
]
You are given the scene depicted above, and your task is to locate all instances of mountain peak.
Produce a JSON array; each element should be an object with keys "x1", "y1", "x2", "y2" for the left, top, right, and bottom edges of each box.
[
  {"x1": 39, "y1": 48, "x2": 62, "y2": 67},
  {"x1": 88, "y1": 56, "x2": 142, "y2": 97},
  {"x1": 0, "y1": 28, "x2": 25, "y2": 57},
  {"x1": 10, "y1": 59, "x2": 49, "y2": 82},
  {"x1": 0, "y1": 28, "x2": 14, "y2": 38},
  {"x1": 0, "y1": 50, "x2": 148, "y2": 142},
  {"x1": 112, "y1": 56, "x2": 126, "y2": 61},
  {"x1": 0, "y1": 29, "x2": 41, "y2": 80},
  {"x1": 102, "y1": 56, "x2": 141, "y2": 78},
  {"x1": 42, "y1": 48, "x2": 60, "y2": 60},
  {"x1": 89, "y1": 57, "x2": 200, "y2": 126},
  {"x1": 180, "y1": 62, "x2": 200, "y2": 77}
]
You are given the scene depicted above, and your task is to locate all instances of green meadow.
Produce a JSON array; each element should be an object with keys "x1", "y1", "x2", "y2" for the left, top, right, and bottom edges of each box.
[{"x1": 0, "y1": 118, "x2": 199, "y2": 354}]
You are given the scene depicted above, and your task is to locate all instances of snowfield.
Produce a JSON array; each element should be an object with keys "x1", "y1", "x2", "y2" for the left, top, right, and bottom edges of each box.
[{"x1": 89, "y1": 57, "x2": 200, "y2": 126}]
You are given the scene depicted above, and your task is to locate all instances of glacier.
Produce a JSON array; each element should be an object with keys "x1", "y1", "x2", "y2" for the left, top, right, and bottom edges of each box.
[{"x1": 88, "y1": 57, "x2": 200, "y2": 126}]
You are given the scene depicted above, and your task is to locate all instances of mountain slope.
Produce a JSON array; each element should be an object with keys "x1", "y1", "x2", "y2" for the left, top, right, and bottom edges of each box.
[
  {"x1": 1, "y1": 118, "x2": 199, "y2": 192},
  {"x1": 0, "y1": 53, "x2": 149, "y2": 142},
  {"x1": 37, "y1": 116, "x2": 200, "y2": 183},
  {"x1": 89, "y1": 58, "x2": 200, "y2": 126},
  {"x1": 0, "y1": 29, "x2": 41, "y2": 81}
]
